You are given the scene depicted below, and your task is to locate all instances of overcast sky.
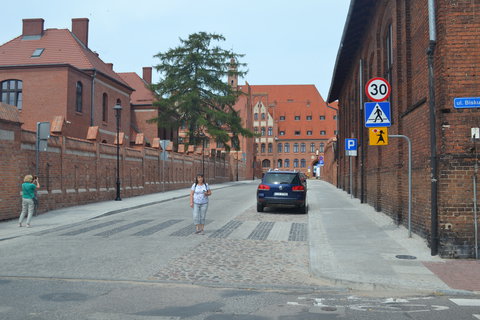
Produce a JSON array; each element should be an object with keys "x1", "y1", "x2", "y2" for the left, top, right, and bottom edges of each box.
[{"x1": 0, "y1": 0, "x2": 351, "y2": 98}]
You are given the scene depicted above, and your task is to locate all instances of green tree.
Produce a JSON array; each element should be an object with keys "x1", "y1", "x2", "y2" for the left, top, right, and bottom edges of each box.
[{"x1": 150, "y1": 32, "x2": 253, "y2": 151}]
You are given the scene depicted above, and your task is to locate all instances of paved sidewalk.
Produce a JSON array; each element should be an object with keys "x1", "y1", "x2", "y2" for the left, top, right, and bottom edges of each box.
[
  {"x1": 308, "y1": 180, "x2": 480, "y2": 294},
  {"x1": 0, "y1": 180, "x2": 248, "y2": 241}
]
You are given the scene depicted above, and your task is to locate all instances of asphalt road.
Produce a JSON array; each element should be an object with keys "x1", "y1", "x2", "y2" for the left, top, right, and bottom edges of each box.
[{"x1": 0, "y1": 180, "x2": 478, "y2": 319}]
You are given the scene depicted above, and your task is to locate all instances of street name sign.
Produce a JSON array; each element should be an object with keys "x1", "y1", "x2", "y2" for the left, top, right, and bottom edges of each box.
[
  {"x1": 365, "y1": 77, "x2": 391, "y2": 102},
  {"x1": 454, "y1": 97, "x2": 480, "y2": 109},
  {"x1": 369, "y1": 127, "x2": 389, "y2": 146},
  {"x1": 365, "y1": 102, "x2": 391, "y2": 127},
  {"x1": 345, "y1": 138, "x2": 358, "y2": 156}
]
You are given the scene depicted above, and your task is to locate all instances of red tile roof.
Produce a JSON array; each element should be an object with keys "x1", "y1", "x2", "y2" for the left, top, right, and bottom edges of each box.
[
  {"x1": 0, "y1": 28, "x2": 129, "y2": 87},
  {"x1": 118, "y1": 72, "x2": 154, "y2": 105},
  {"x1": 249, "y1": 85, "x2": 326, "y2": 105}
]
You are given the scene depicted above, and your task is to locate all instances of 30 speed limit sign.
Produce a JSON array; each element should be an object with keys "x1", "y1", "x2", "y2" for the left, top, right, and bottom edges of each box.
[{"x1": 365, "y1": 77, "x2": 391, "y2": 102}]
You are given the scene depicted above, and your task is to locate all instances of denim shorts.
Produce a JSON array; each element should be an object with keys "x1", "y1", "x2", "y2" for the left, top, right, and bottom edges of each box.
[{"x1": 192, "y1": 203, "x2": 208, "y2": 225}]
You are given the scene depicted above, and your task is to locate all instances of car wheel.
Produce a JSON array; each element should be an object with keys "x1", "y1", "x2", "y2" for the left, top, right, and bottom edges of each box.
[
  {"x1": 257, "y1": 203, "x2": 264, "y2": 212},
  {"x1": 299, "y1": 204, "x2": 307, "y2": 214}
]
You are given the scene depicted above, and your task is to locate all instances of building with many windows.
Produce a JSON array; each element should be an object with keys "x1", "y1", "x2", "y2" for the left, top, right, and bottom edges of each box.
[{"x1": 242, "y1": 85, "x2": 337, "y2": 177}]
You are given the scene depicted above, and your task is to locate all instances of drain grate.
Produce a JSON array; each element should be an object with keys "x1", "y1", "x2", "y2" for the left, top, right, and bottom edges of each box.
[{"x1": 395, "y1": 255, "x2": 417, "y2": 260}]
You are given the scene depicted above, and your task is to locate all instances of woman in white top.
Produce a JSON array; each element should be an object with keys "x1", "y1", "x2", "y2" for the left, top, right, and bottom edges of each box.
[{"x1": 190, "y1": 174, "x2": 212, "y2": 234}]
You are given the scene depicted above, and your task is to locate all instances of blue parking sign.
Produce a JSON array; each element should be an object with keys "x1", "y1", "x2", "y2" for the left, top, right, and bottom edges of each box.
[{"x1": 345, "y1": 138, "x2": 357, "y2": 151}]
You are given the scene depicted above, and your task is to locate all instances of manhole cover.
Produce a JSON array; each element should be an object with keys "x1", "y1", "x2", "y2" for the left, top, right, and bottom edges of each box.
[
  {"x1": 321, "y1": 307, "x2": 337, "y2": 312},
  {"x1": 396, "y1": 255, "x2": 417, "y2": 260}
]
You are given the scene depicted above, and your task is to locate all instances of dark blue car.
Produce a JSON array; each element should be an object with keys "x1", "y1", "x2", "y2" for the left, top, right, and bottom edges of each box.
[{"x1": 256, "y1": 170, "x2": 307, "y2": 213}]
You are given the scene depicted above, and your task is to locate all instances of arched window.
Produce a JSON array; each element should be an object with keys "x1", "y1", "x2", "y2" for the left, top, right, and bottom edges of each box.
[
  {"x1": 284, "y1": 143, "x2": 290, "y2": 153},
  {"x1": 293, "y1": 159, "x2": 299, "y2": 168},
  {"x1": 261, "y1": 127, "x2": 266, "y2": 136},
  {"x1": 284, "y1": 159, "x2": 290, "y2": 168},
  {"x1": 76, "y1": 81, "x2": 83, "y2": 113},
  {"x1": 293, "y1": 143, "x2": 299, "y2": 153},
  {"x1": 261, "y1": 143, "x2": 266, "y2": 153},
  {"x1": 268, "y1": 143, "x2": 273, "y2": 153},
  {"x1": 277, "y1": 143, "x2": 283, "y2": 153},
  {"x1": 261, "y1": 113, "x2": 266, "y2": 120},
  {"x1": 301, "y1": 159, "x2": 306, "y2": 168},
  {"x1": 255, "y1": 143, "x2": 259, "y2": 153},
  {"x1": 102, "y1": 93, "x2": 108, "y2": 122},
  {"x1": 254, "y1": 113, "x2": 258, "y2": 120},
  {"x1": 319, "y1": 143, "x2": 325, "y2": 152},
  {"x1": 300, "y1": 143, "x2": 306, "y2": 153},
  {"x1": 262, "y1": 159, "x2": 271, "y2": 168},
  {"x1": 277, "y1": 159, "x2": 283, "y2": 168},
  {"x1": 0, "y1": 79, "x2": 23, "y2": 109},
  {"x1": 268, "y1": 127, "x2": 273, "y2": 136},
  {"x1": 310, "y1": 143, "x2": 315, "y2": 153}
]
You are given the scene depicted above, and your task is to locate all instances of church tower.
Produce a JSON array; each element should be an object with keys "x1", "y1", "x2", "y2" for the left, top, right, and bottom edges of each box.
[{"x1": 227, "y1": 57, "x2": 238, "y2": 88}]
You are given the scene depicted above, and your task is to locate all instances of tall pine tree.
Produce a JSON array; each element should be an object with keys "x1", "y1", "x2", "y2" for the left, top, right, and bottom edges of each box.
[{"x1": 150, "y1": 32, "x2": 253, "y2": 151}]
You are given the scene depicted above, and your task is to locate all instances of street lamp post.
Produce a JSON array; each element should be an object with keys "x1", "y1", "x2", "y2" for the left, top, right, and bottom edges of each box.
[
  {"x1": 114, "y1": 103, "x2": 122, "y2": 201},
  {"x1": 236, "y1": 151, "x2": 239, "y2": 181},
  {"x1": 200, "y1": 133, "x2": 205, "y2": 175}
]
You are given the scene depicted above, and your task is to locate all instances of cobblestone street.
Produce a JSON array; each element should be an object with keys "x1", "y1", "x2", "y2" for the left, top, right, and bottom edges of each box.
[{"x1": 154, "y1": 205, "x2": 321, "y2": 288}]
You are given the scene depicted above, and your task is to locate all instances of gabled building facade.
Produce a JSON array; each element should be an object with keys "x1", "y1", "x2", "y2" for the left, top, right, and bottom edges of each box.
[
  {"x1": 246, "y1": 85, "x2": 337, "y2": 177},
  {"x1": 328, "y1": 0, "x2": 480, "y2": 258},
  {"x1": 0, "y1": 18, "x2": 134, "y2": 142}
]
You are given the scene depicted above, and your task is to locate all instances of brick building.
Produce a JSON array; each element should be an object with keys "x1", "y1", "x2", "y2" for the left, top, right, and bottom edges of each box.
[
  {"x1": 119, "y1": 67, "x2": 178, "y2": 146},
  {"x1": 238, "y1": 84, "x2": 337, "y2": 177},
  {"x1": 0, "y1": 18, "x2": 134, "y2": 143},
  {"x1": 327, "y1": 0, "x2": 480, "y2": 257}
]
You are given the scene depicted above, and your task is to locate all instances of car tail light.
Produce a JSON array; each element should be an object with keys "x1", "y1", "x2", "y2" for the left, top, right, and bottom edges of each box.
[
  {"x1": 258, "y1": 184, "x2": 270, "y2": 191},
  {"x1": 292, "y1": 185, "x2": 305, "y2": 191}
]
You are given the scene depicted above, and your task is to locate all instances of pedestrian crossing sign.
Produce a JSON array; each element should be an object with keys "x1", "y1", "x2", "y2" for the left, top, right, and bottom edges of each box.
[
  {"x1": 365, "y1": 102, "x2": 391, "y2": 127},
  {"x1": 369, "y1": 127, "x2": 389, "y2": 146}
]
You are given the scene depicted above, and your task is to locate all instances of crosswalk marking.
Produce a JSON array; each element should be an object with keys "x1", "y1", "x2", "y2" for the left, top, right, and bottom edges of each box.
[
  {"x1": 473, "y1": 314, "x2": 480, "y2": 319},
  {"x1": 450, "y1": 299, "x2": 480, "y2": 307},
  {"x1": 32, "y1": 219, "x2": 308, "y2": 241}
]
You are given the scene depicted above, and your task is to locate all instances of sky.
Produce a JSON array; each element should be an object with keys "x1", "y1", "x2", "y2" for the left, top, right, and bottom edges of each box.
[{"x1": 0, "y1": 0, "x2": 351, "y2": 98}]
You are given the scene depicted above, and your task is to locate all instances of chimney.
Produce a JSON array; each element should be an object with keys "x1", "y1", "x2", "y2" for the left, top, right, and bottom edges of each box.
[
  {"x1": 142, "y1": 67, "x2": 152, "y2": 84},
  {"x1": 106, "y1": 63, "x2": 113, "y2": 70},
  {"x1": 22, "y1": 18, "x2": 44, "y2": 37},
  {"x1": 71, "y1": 18, "x2": 89, "y2": 47}
]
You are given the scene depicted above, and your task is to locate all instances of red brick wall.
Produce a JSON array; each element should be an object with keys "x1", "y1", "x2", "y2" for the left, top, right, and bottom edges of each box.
[
  {"x1": 335, "y1": 0, "x2": 480, "y2": 257},
  {"x1": 0, "y1": 119, "x2": 238, "y2": 221}
]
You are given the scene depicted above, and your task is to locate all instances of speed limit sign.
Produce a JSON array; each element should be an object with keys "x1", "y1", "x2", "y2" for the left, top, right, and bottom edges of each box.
[{"x1": 365, "y1": 77, "x2": 391, "y2": 102}]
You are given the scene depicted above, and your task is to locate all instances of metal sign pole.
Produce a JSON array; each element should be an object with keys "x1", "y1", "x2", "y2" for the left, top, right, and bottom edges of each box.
[
  {"x1": 389, "y1": 135, "x2": 412, "y2": 237},
  {"x1": 349, "y1": 156, "x2": 353, "y2": 199}
]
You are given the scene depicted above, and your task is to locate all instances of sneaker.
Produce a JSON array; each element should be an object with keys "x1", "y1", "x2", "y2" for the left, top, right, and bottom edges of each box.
[
  {"x1": 195, "y1": 230, "x2": 201, "y2": 234},
  {"x1": 18, "y1": 223, "x2": 22, "y2": 227},
  {"x1": 26, "y1": 224, "x2": 31, "y2": 228},
  {"x1": 199, "y1": 230, "x2": 205, "y2": 235}
]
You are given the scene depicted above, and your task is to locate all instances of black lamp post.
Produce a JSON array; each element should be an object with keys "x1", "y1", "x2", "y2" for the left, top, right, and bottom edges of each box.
[
  {"x1": 236, "y1": 151, "x2": 239, "y2": 181},
  {"x1": 200, "y1": 132, "x2": 205, "y2": 175},
  {"x1": 114, "y1": 103, "x2": 122, "y2": 201}
]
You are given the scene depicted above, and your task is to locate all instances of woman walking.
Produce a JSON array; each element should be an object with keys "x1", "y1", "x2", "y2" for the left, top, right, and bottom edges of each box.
[
  {"x1": 19, "y1": 175, "x2": 40, "y2": 228},
  {"x1": 190, "y1": 174, "x2": 212, "y2": 234}
]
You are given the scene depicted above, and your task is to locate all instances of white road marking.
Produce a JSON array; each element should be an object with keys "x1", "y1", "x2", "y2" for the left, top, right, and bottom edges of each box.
[
  {"x1": 473, "y1": 314, "x2": 480, "y2": 319},
  {"x1": 450, "y1": 299, "x2": 480, "y2": 307}
]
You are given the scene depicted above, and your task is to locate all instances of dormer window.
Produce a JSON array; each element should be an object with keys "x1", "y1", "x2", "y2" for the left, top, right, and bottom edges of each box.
[{"x1": 31, "y1": 48, "x2": 44, "y2": 57}]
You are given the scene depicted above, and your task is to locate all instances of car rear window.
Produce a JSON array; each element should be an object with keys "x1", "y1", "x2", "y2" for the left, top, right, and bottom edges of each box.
[{"x1": 264, "y1": 173, "x2": 300, "y2": 185}]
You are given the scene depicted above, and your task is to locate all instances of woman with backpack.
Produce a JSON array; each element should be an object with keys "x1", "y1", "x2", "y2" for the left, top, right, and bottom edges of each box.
[{"x1": 189, "y1": 174, "x2": 212, "y2": 234}]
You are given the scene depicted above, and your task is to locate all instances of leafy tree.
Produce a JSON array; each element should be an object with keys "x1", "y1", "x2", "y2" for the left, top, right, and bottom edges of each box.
[{"x1": 150, "y1": 32, "x2": 253, "y2": 151}]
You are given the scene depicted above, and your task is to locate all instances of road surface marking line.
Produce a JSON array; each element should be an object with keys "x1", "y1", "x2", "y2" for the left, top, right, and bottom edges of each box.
[{"x1": 450, "y1": 299, "x2": 480, "y2": 307}]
